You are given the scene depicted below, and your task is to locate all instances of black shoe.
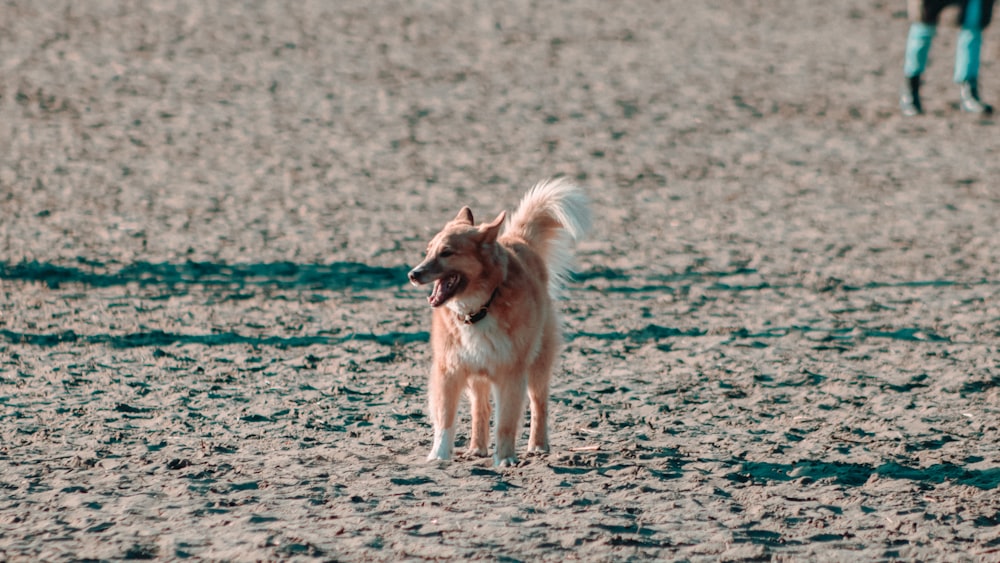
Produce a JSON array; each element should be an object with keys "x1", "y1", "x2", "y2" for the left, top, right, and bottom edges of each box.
[
  {"x1": 900, "y1": 75, "x2": 922, "y2": 116},
  {"x1": 959, "y1": 80, "x2": 993, "y2": 114}
]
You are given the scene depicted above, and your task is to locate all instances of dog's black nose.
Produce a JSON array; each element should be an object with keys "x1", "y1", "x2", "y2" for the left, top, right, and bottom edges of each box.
[{"x1": 408, "y1": 269, "x2": 420, "y2": 285}]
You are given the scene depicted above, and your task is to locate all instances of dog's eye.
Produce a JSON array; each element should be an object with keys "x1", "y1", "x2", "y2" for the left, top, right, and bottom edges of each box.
[{"x1": 439, "y1": 249, "x2": 455, "y2": 258}]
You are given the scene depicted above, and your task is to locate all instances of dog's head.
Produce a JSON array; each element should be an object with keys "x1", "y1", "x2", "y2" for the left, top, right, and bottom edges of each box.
[{"x1": 408, "y1": 206, "x2": 505, "y2": 307}]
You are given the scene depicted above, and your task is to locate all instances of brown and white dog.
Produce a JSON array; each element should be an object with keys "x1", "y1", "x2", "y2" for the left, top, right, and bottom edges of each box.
[{"x1": 408, "y1": 178, "x2": 590, "y2": 466}]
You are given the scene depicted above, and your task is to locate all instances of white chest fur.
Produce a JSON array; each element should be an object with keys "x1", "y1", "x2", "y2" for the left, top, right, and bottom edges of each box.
[{"x1": 449, "y1": 316, "x2": 513, "y2": 375}]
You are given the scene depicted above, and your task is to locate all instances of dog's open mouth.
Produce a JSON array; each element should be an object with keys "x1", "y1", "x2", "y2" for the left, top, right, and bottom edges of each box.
[{"x1": 429, "y1": 273, "x2": 463, "y2": 307}]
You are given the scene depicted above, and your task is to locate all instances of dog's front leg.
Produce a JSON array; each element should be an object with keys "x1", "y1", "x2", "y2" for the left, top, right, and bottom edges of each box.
[
  {"x1": 466, "y1": 377, "x2": 492, "y2": 458},
  {"x1": 492, "y1": 375, "x2": 527, "y2": 467},
  {"x1": 427, "y1": 367, "x2": 464, "y2": 462}
]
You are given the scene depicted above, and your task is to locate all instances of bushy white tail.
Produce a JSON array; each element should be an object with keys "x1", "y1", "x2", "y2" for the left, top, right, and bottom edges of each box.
[{"x1": 505, "y1": 177, "x2": 591, "y2": 299}]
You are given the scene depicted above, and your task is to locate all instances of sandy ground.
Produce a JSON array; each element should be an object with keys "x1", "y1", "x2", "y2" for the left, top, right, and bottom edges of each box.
[{"x1": 2, "y1": 0, "x2": 999, "y2": 561}]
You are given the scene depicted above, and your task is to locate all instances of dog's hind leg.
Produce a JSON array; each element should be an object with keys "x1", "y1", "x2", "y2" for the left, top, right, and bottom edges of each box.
[
  {"x1": 427, "y1": 368, "x2": 464, "y2": 461},
  {"x1": 527, "y1": 349, "x2": 555, "y2": 454},
  {"x1": 466, "y1": 377, "x2": 491, "y2": 458},
  {"x1": 492, "y1": 375, "x2": 527, "y2": 467}
]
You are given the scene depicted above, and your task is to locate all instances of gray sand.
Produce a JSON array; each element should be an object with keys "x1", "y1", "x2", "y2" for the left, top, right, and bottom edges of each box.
[{"x1": 2, "y1": 1, "x2": 999, "y2": 561}]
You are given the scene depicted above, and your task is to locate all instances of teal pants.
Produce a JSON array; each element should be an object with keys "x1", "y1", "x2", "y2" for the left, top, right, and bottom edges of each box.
[{"x1": 904, "y1": 0, "x2": 984, "y2": 82}]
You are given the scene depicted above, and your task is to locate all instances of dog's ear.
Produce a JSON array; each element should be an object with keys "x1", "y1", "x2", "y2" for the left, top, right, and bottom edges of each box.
[
  {"x1": 479, "y1": 211, "x2": 506, "y2": 243},
  {"x1": 453, "y1": 206, "x2": 474, "y2": 225}
]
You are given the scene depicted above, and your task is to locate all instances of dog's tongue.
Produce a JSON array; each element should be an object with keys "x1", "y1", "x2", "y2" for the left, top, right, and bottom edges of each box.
[
  {"x1": 428, "y1": 274, "x2": 458, "y2": 307},
  {"x1": 428, "y1": 279, "x2": 446, "y2": 307}
]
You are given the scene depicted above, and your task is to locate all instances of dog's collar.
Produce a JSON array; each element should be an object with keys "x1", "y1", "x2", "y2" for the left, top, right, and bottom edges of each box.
[{"x1": 462, "y1": 287, "x2": 500, "y2": 325}]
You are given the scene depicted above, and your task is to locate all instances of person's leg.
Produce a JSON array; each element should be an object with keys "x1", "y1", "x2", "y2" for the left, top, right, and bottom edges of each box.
[
  {"x1": 956, "y1": 0, "x2": 993, "y2": 112},
  {"x1": 902, "y1": 22, "x2": 936, "y2": 115},
  {"x1": 956, "y1": 0, "x2": 983, "y2": 82},
  {"x1": 905, "y1": 22, "x2": 936, "y2": 78}
]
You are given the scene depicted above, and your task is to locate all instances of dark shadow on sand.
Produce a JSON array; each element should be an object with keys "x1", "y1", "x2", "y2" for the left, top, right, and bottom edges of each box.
[
  {"x1": 572, "y1": 266, "x2": 759, "y2": 283},
  {"x1": 573, "y1": 266, "x2": 764, "y2": 294},
  {"x1": 726, "y1": 460, "x2": 1000, "y2": 490},
  {"x1": 0, "y1": 329, "x2": 429, "y2": 349},
  {"x1": 573, "y1": 266, "x2": 998, "y2": 295},
  {"x1": 0, "y1": 260, "x2": 410, "y2": 291},
  {"x1": 0, "y1": 261, "x2": 970, "y2": 350},
  {"x1": 572, "y1": 325, "x2": 707, "y2": 342},
  {"x1": 1, "y1": 323, "x2": 957, "y2": 349},
  {"x1": 569, "y1": 323, "x2": 952, "y2": 345},
  {"x1": 8, "y1": 260, "x2": 992, "y2": 299}
]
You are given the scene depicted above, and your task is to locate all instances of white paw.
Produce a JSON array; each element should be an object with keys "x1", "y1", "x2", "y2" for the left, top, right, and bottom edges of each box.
[
  {"x1": 427, "y1": 451, "x2": 451, "y2": 462},
  {"x1": 494, "y1": 455, "x2": 518, "y2": 468},
  {"x1": 427, "y1": 428, "x2": 455, "y2": 462},
  {"x1": 527, "y1": 444, "x2": 549, "y2": 454}
]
